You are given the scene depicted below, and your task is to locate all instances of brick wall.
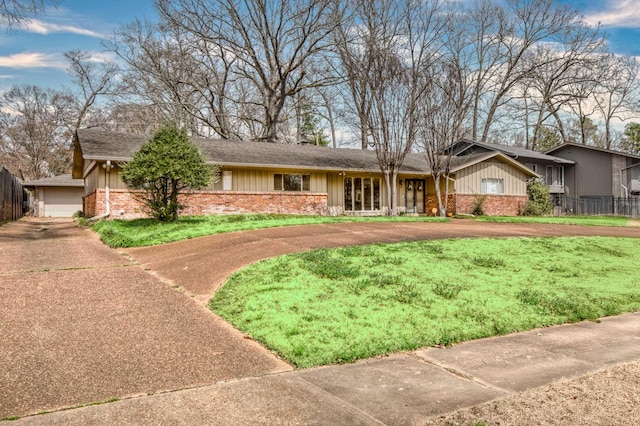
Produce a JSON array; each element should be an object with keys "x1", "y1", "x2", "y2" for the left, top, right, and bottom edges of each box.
[
  {"x1": 83, "y1": 191, "x2": 96, "y2": 218},
  {"x1": 85, "y1": 189, "x2": 329, "y2": 219},
  {"x1": 425, "y1": 194, "x2": 456, "y2": 215},
  {"x1": 456, "y1": 194, "x2": 527, "y2": 216}
]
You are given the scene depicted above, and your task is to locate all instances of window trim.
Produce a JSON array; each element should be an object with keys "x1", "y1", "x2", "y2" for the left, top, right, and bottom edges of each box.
[
  {"x1": 273, "y1": 173, "x2": 311, "y2": 192},
  {"x1": 481, "y1": 178, "x2": 505, "y2": 194}
]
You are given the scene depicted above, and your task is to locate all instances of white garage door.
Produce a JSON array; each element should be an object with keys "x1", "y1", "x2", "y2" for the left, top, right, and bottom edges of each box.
[{"x1": 41, "y1": 187, "x2": 84, "y2": 217}]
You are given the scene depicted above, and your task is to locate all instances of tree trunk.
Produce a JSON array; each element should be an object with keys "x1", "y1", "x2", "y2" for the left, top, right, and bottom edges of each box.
[
  {"x1": 390, "y1": 170, "x2": 398, "y2": 216},
  {"x1": 432, "y1": 173, "x2": 445, "y2": 217},
  {"x1": 383, "y1": 170, "x2": 392, "y2": 216}
]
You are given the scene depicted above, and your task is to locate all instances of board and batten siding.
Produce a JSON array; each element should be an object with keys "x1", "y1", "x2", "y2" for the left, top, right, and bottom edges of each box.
[
  {"x1": 85, "y1": 164, "x2": 128, "y2": 195},
  {"x1": 221, "y1": 168, "x2": 328, "y2": 193},
  {"x1": 456, "y1": 159, "x2": 527, "y2": 195},
  {"x1": 327, "y1": 173, "x2": 344, "y2": 206}
]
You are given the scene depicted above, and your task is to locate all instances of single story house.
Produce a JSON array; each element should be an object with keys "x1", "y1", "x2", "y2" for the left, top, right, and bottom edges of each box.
[
  {"x1": 23, "y1": 174, "x2": 85, "y2": 217},
  {"x1": 72, "y1": 129, "x2": 539, "y2": 219}
]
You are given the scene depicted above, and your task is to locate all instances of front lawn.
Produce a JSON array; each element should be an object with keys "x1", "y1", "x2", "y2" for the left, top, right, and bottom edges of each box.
[
  {"x1": 471, "y1": 215, "x2": 629, "y2": 227},
  {"x1": 209, "y1": 237, "x2": 640, "y2": 368},
  {"x1": 92, "y1": 214, "x2": 448, "y2": 248}
]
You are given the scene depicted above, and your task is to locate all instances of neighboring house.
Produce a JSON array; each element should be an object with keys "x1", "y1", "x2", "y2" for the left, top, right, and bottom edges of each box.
[
  {"x1": 545, "y1": 143, "x2": 640, "y2": 198},
  {"x1": 23, "y1": 174, "x2": 84, "y2": 217},
  {"x1": 446, "y1": 139, "x2": 575, "y2": 196},
  {"x1": 72, "y1": 129, "x2": 539, "y2": 219}
]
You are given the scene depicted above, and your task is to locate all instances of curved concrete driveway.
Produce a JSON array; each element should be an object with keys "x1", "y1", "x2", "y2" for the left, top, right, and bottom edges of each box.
[{"x1": 126, "y1": 219, "x2": 640, "y2": 304}]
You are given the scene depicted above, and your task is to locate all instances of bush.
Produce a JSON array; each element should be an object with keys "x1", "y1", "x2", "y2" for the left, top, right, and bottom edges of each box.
[
  {"x1": 470, "y1": 194, "x2": 487, "y2": 216},
  {"x1": 121, "y1": 125, "x2": 216, "y2": 222},
  {"x1": 521, "y1": 180, "x2": 551, "y2": 216}
]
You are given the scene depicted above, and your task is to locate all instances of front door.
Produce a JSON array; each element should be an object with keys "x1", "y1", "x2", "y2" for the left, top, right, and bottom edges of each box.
[{"x1": 405, "y1": 179, "x2": 425, "y2": 213}]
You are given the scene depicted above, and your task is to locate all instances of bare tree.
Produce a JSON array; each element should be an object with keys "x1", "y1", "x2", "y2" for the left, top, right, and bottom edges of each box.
[
  {"x1": 592, "y1": 54, "x2": 640, "y2": 149},
  {"x1": 420, "y1": 7, "x2": 474, "y2": 217},
  {"x1": 0, "y1": 0, "x2": 57, "y2": 28},
  {"x1": 518, "y1": 21, "x2": 603, "y2": 150},
  {"x1": 109, "y1": 20, "x2": 222, "y2": 136},
  {"x1": 0, "y1": 85, "x2": 71, "y2": 179},
  {"x1": 334, "y1": 0, "x2": 377, "y2": 150},
  {"x1": 464, "y1": 0, "x2": 592, "y2": 142},
  {"x1": 343, "y1": 0, "x2": 444, "y2": 215},
  {"x1": 64, "y1": 50, "x2": 119, "y2": 132},
  {"x1": 156, "y1": 0, "x2": 343, "y2": 142},
  {"x1": 565, "y1": 66, "x2": 600, "y2": 145}
]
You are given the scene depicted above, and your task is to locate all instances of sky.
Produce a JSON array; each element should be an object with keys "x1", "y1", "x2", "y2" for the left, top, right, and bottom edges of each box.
[
  {"x1": 0, "y1": 0, "x2": 639, "y2": 93},
  {"x1": 0, "y1": 0, "x2": 156, "y2": 91}
]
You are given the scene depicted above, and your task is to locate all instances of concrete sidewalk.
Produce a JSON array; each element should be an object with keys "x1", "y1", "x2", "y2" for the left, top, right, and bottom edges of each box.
[{"x1": 14, "y1": 312, "x2": 640, "y2": 425}]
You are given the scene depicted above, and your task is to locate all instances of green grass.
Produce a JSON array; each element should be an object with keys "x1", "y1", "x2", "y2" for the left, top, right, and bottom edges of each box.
[
  {"x1": 471, "y1": 215, "x2": 629, "y2": 227},
  {"x1": 92, "y1": 214, "x2": 449, "y2": 248},
  {"x1": 209, "y1": 237, "x2": 640, "y2": 368}
]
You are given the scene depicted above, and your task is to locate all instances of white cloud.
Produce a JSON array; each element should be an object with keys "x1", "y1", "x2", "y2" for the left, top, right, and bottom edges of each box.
[
  {"x1": 0, "y1": 52, "x2": 67, "y2": 69},
  {"x1": 584, "y1": 1, "x2": 640, "y2": 28},
  {"x1": 22, "y1": 18, "x2": 103, "y2": 38},
  {"x1": 86, "y1": 51, "x2": 118, "y2": 64}
]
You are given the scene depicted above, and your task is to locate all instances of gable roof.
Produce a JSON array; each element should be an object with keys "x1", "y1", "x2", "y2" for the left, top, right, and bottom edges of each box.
[
  {"x1": 73, "y1": 129, "x2": 538, "y2": 179},
  {"x1": 23, "y1": 174, "x2": 84, "y2": 188},
  {"x1": 545, "y1": 142, "x2": 640, "y2": 161},
  {"x1": 450, "y1": 139, "x2": 574, "y2": 164},
  {"x1": 449, "y1": 151, "x2": 540, "y2": 178}
]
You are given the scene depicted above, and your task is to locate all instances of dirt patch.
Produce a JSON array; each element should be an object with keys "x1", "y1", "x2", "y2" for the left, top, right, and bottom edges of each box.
[{"x1": 426, "y1": 361, "x2": 640, "y2": 425}]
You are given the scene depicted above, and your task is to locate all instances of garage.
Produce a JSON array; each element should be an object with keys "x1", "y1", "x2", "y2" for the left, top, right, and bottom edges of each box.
[{"x1": 23, "y1": 174, "x2": 84, "y2": 217}]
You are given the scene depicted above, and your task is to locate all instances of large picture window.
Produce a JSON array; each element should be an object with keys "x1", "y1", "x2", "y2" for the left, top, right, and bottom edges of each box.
[
  {"x1": 481, "y1": 178, "x2": 504, "y2": 194},
  {"x1": 344, "y1": 177, "x2": 381, "y2": 211},
  {"x1": 274, "y1": 173, "x2": 310, "y2": 191}
]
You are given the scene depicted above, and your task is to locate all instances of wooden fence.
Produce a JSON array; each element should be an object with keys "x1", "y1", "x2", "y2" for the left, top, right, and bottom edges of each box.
[
  {"x1": 0, "y1": 166, "x2": 25, "y2": 222},
  {"x1": 556, "y1": 196, "x2": 640, "y2": 218}
]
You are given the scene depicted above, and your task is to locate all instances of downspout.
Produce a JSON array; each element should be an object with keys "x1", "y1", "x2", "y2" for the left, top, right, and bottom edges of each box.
[
  {"x1": 619, "y1": 162, "x2": 640, "y2": 198},
  {"x1": 620, "y1": 168, "x2": 628, "y2": 198},
  {"x1": 89, "y1": 160, "x2": 111, "y2": 220}
]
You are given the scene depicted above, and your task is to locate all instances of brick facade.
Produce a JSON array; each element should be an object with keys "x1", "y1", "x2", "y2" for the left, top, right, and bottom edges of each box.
[
  {"x1": 425, "y1": 194, "x2": 456, "y2": 215},
  {"x1": 85, "y1": 189, "x2": 329, "y2": 219},
  {"x1": 456, "y1": 194, "x2": 527, "y2": 216}
]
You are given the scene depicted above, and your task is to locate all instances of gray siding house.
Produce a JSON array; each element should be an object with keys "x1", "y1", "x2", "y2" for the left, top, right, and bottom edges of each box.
[{"x1": 545, "y1": 143, "x2": 640, "y2": 198}]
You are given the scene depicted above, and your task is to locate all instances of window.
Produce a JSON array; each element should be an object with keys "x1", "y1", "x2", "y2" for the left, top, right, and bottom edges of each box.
[
  {"x1": 274, "y1": 173, "x2": 310, "y2": 191},
  {"x1": 344, "y1": 177, "x2": 381, "y2": 211},
  {"x1": 556, "y1": 166, "x2": 564, "y2": 186},
  {"x1": 481, "y1": 178, "x2": 504, "y2": 194},
  {"x1": 546, "y1": 166, "x2": 553, "y2": 185},
  {"x1": 525, "y1": 163, "x2": 537, "y2": 172}
]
